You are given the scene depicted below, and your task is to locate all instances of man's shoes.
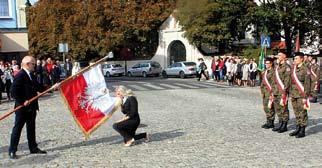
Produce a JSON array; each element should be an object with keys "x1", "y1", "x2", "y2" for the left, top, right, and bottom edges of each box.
[
  {"x1": 124, "y1": 138, "x2": 135, "y2": 147},
  {"x1": 9, "y1": 152, "x2": 18, "y2": 159},
  {"x1": 30, "y1": 148, "x2": 47, "y2": 154}
]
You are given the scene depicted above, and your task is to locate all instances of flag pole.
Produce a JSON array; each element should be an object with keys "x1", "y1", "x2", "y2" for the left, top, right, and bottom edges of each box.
[{"x1": 0, "y1": 53, "x2": 112, "y2": 121}]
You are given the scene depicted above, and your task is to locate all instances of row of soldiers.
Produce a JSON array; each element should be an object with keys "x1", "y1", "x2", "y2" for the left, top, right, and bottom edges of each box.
[{"x1": 260, "y1": 50, "x2": 320, "y2": 138}]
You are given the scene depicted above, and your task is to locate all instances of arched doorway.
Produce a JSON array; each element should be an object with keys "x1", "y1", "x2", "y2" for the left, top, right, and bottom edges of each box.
[{"x1": 168, "y1": 40, "x2": 186, "y2": 65}]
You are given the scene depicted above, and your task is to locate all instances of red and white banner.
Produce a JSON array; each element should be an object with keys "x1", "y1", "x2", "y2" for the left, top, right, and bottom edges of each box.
[
  {"x1": 60, "y1": 64, "x2": 121, "y2": 138},
  {"x1": 275, "y1": 67, "x2": 288, "y2": 106}
]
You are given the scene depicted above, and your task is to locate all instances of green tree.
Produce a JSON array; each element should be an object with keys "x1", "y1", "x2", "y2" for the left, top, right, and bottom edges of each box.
[
  {"x1": 174, "y1": 0, "x2": 255, "y2": 54},
  {"x1": 246, "y1": 0, "x2": 320, "y2": 56}
]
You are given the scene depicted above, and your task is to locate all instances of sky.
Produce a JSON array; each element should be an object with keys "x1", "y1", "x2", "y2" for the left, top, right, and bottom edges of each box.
[{"x1": 30, "y1": 0, "x2": 38, "y2": 5}]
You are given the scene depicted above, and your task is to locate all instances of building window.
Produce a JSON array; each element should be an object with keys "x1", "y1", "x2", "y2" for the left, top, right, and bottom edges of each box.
[{"x1": 0, "y1": 0, "x2": 12, "y2": 18}]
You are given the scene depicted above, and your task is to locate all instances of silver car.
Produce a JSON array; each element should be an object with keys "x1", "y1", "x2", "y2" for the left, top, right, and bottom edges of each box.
[
  {"x1": 162, "y1": 61, "x2": 197, "y2": 78},
  {"x1": 101, "y1": 63, "x2": 125, "y2": 77},
  {"x1": 127, "y1": 61, "x2": 162, "y2": 77}
]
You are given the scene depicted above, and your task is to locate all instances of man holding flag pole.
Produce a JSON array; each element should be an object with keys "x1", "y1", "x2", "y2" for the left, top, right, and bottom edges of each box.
[
  {"x1": 8, "y1": 55, "x2": 60, "y2": 159},
  {"x1": 2, "y1": 52, "x2": 121, "y2": 159}
]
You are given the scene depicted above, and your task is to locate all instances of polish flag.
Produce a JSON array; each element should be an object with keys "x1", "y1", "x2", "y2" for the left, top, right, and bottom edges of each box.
[{"x1": 60, "y1": 64, "x2": 121, "y2": 138}]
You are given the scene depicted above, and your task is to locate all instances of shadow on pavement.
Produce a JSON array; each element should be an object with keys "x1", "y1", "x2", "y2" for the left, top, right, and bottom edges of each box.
[
  {"x1": 287, "y1": 117, "x2": 322, "y2": 136},
  {"x1": 1, "y1": 153, "x2": 60, "y2": 167},
  {"x1": 110, "y1": 129, "x2": 185, "y2": 145},
  {"x1": 46, "y1": 135, "x2": 120, "y2": 152},
  {"x1": 148, "y1": 129, "x2": 184, "y2": 142},
  {"x1": 0, "y1": 139, "x2": 54, "y2": 155}
]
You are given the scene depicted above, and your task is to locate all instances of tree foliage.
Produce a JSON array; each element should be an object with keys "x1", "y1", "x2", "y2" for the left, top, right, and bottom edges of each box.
[
  {"x1": 174, "y1": 0, "x2": 255, "y2": 53},
  {"x1": 28, "y1": 0, "x2": 175, "y2": 61},
  {"x1": 246, "y1": 0, "x2": 320, "y2": 56},
  {"x1": 175, "y1": 0, "x2": 321, "y2": 57}
]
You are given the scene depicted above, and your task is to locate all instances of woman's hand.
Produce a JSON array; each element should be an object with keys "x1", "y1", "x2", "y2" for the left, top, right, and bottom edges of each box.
[{"x1": 116, "y1": 115, "x2": 129, "y2": 123}]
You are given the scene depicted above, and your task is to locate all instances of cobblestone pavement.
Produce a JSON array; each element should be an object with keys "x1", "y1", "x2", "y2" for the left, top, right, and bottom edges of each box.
[{"x1": 1, "y1": 79, "x2": 322, "y2": 167}]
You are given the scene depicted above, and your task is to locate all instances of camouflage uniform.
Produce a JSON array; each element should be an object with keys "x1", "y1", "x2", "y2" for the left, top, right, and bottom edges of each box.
[
  {"x1": 290, "y1": 64, "x2": 311, "y2": 127},
  {"x1": 273, "y1": 62, "x2": 291, "y2": 123},
  {"x1": 260, "y1": 68, "x2": 276, "y2": 128},
  {"x1": 309, "y1": 63, "x2": 320, "y2": 101}
]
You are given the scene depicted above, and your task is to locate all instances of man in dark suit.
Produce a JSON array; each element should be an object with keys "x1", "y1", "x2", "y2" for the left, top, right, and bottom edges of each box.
[
  {"x1": 64, "y1": 58, "x2": 73, "y2": 77},
  {"x1": 8, "y1": 55, "x2": 47, "y2": 159}
]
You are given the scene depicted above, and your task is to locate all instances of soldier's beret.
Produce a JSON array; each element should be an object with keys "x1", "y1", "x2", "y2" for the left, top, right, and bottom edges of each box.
[
  {"x1": 294, "y1": 52, "x2": 304, "y2": 57},
  {"x1": 278, "y1": 49, "x2": 287, "y2": 55},
  {"x1": 265, "y1": 57, "x2": 275, "y2": 63}
]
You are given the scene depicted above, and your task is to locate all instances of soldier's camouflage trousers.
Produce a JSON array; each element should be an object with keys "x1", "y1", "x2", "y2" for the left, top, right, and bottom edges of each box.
[
  {"x1": 273, "y1": 95, "x2": 289, "y2": 122},
  {"x1": 291, "y1": 97, "x2": 308, "y2": 127},
  {"x1": 262, "y1": 94, "x2": 275, "y2": 121}
]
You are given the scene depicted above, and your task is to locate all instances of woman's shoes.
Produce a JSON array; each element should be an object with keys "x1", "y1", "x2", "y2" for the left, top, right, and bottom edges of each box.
[
  {"x1": 124, "y1": 138, "x2": 135, "y2": 147},
  {"x1": 145, "y1": 133, "x2": 150, "y2": 142}
]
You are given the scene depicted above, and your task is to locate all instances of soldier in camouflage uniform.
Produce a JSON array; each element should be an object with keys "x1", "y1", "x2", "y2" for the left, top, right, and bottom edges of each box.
[
  {"x1": 308, "y1": 55, "x2": 320, "y2": 103},
  {"x1": 260, "y1": 57, "x2": 276, "y2": 129},
  {"x1": 289, "y1": 52, "x2": 311, "y2": 138},
  {"x1": 272, "y1": 50, "x2": 292, "y2": 133}
]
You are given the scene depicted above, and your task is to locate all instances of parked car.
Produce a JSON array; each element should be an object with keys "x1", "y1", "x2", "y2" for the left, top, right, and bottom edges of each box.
[
  {"x1": 127, "y1": 61, "x2": 162, "y2": 77},
  {"x1": 101, "y1": 63, "x2": 125, "y2": 77},
  {"x1": 162, "y1": 61, "x2": 197, "y2": 79}
]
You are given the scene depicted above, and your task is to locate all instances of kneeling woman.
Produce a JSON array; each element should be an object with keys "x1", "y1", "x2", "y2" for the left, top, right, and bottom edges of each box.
[{"x1": 113, "y1": 85, "x2": 149, "y2": 146}]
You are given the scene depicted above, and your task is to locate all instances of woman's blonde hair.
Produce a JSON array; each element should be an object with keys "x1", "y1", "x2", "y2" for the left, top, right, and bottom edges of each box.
[{"x1": 117, "y1": 85, "x2": 134, "y2": 97}]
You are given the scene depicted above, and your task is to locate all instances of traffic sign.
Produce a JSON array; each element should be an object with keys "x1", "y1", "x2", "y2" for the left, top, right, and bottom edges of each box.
[
  {"x1": 261, "y1": 35, "x2": 271, "y2": 48},
  {"x1": 58, "y1": 43, "x2": 68, "y2": 53}
]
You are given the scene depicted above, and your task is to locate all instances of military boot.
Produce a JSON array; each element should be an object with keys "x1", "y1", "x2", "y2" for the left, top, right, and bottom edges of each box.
[
  {"x1": 272, "y1": 121, "x2": 282, "y2": 132},
  {"x1": 296, "y1": 126, "x2": 306, "y2": 138},
  {"x1": 278, "y1": 121, "x2": 288, "y2": 133},
  {"x1": 261, "y1": 120, "x2": 273, "y2": 129},
  {"x1": 289, "y1": 125, "x2": 300, "y2": 136},
  {"x1": 266, "y1": 120, "x2": 274, "y2": 129}
]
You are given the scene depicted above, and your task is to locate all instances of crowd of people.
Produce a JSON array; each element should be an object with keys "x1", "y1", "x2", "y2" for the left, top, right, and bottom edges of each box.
[
  {"x1": 0, "y1": 57, "x2": 73, "y2": 104},
  {"x1": 197, "y1": 55, "x2": 259, "y2": 87}
]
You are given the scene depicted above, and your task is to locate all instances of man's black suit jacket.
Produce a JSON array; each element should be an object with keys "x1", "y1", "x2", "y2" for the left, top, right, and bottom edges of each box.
[{"x1": 11, "y1": 69, "x2": 43, "y2": 111}]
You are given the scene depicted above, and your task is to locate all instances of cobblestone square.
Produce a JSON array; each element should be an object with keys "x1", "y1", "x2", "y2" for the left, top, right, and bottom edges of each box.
[{"x1": 1, "y1": 81, "x2": 322, "y2": 167}]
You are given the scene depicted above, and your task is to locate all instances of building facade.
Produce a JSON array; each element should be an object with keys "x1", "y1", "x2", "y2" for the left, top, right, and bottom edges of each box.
[
  {"x1": 152, "y1": 15, "x2": 256, "y2": 69},
  {"x1": 0, "y1": 0, "x2": 29, "y2": 62}
]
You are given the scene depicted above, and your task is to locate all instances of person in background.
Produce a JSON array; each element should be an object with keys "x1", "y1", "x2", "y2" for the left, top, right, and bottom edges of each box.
[
  {"x1": 113, "y1": 85, "x2": 149, "y2": 147},
  {"x1": 249, "y1": 59, "x2": 258, "y2": 87},
  {"x1": 3, "y1": 63, "x2": 14, "y2": 101},
  {"x1": 197, "y1": 58, "x2": 209, "y2": 81},
  {"x1": 64, "y1": 58, "x2": 73, "y2": 77},
  {"x1": 307, "y1": 55, "x2": 320, "y2": 103},
  {"x1": 211, "y1": 56, "x2": 217, "y2": 81},
  {"x1": 242, "y1": 59, "x2": 249, "y2": 86},
  {"x1": 35, "y1": 59, "x2": 43, "y2": 86},
  {"x1": 52, "y1": 61, "x2": 61, "y2": 84},
  {"x1": 72, "y1": 62, "x2": 81, "y2": 76},
  {"x1": 235, "y1": 59, "x2": 243, "y2": 86}
]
